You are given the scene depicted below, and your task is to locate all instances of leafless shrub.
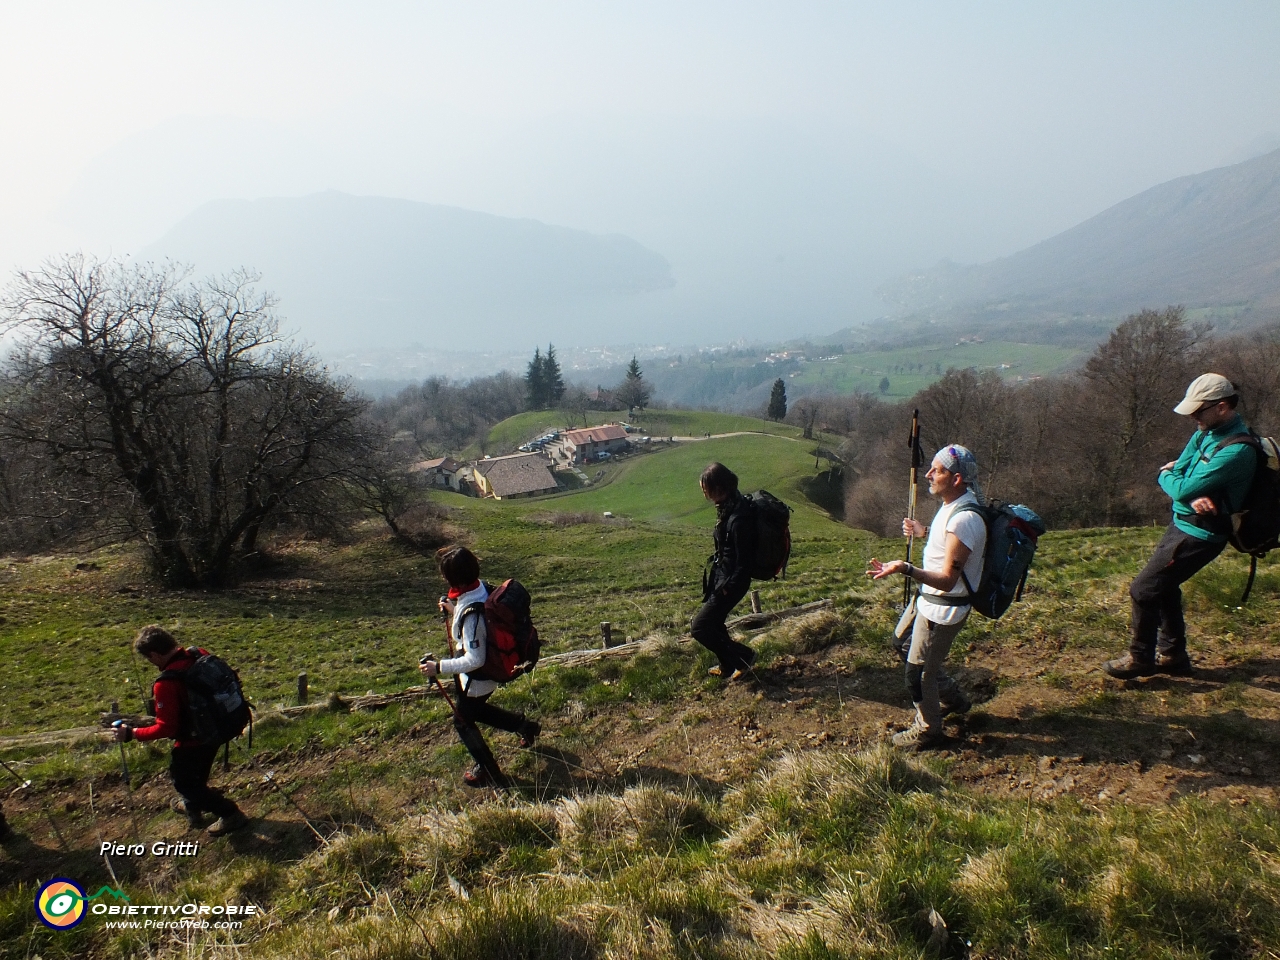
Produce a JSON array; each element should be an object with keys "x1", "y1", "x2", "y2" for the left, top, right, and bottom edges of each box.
[{"x1": 392, "y1": 503, "x2": 450, "y2": 552}]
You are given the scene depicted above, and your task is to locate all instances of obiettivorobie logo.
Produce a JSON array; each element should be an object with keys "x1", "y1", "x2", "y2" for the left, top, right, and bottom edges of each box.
[
  {"x1": 34, "y1": 877, "x2": 260, "y2": 932},
  {"x1": 35, "y1": 878, "x2": 130, "y2": 930}
]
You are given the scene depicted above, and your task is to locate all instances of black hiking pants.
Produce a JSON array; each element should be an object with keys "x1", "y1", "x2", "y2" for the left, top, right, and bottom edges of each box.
[
  {"x1": 691, "y1": 585, "x2": 755, "y2": 672},
  {"x1": 456, "y1": 681, "x2": 530, "y2": 770},
  {"x1": 1129, "y1": 523, "x2": 1226, "y2": 660},
  {"x1": 170, "y1": 743, "x2": 242, "y2": 820}
]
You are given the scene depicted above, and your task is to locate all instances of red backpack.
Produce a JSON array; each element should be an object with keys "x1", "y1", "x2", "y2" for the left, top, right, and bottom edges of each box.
[{"x1": 459, "y1": 580, "x2": 540, "y2": 683}]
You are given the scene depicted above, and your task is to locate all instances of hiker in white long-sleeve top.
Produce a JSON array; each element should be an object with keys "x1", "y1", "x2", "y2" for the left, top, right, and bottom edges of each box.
[{"x1": 418, "y1": 545, "x2": 540, "y2": 788}]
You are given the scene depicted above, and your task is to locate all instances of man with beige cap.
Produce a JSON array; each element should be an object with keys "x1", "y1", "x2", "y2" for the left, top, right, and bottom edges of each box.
[{"x1": 1103, "y1": 374, "x2": 1256, "y2": 679}]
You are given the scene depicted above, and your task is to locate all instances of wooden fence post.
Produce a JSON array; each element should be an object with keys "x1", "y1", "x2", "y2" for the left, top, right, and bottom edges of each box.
[
  {"x1": 750, "y1": 590, "x2": 762, "y2": 614},
  {"x1": 297, "y1": 671, "x2": 309, "y2": 705},
  {"x1": 600, "y1": 622, "x2": 613, "y2": 649}
]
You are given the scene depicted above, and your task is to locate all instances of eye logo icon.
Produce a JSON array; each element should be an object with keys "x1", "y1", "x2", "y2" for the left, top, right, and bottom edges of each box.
[{"x1": 36, "y1": 878, "x2": 87, "y2": 929}]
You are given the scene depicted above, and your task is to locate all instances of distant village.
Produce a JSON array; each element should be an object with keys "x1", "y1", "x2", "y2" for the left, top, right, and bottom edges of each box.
[{"x1": 406, "y1": 423, "x2": 659, "y2": 501}]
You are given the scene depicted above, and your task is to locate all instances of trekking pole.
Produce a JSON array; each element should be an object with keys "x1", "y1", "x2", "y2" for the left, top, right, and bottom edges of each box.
[
  {"x1": 127, "y1": 647, "x2": 152, "y2": 715},
  {"x1": 261, "y1": 770, "x2": 329, "y2": 845},
  {"x1": 2, "y1": 757, "x2": 73, "y2": 852},
  {"x1": 111, "y1": 721, "x2": 132, "y2": 791},
  {"x1": 0, "y1": 758, "x2": 29, "y2": 788},
  {"x1": 903, "y1": 408, "x2": 922, "y2": 611}
]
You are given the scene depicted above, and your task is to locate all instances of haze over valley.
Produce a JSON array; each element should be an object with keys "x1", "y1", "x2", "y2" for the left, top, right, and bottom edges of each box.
[{"x1": 3, "y1": 4, "x2": 1280, "y2": 389}]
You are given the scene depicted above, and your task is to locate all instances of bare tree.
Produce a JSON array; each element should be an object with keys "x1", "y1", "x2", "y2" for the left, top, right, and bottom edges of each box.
[
  {"x1": 1, "y1": 255, "x2": 385, "y2": 586},
  {"x1": 1076, "y1": 306, "x2": 1208, "y2": 524},
  {"x1": 1207, "y1": 325, "x2": 1280, "y2": 432},
  {"x1": 789, "y1": 396, "x2": 822, "y2": 439}
]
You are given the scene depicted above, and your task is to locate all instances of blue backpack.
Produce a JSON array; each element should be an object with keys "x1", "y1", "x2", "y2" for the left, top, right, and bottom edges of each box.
[{"x1": 952, "y1": 501, "x2": 1046, "y2": 619}]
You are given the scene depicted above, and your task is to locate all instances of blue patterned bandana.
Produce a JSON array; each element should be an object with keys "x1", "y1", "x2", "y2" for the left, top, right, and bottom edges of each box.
[{"x1": 934, "y1": 444, "x2": 984, "y2": 503}]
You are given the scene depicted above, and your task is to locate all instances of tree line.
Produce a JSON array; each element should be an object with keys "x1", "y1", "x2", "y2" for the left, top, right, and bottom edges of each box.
[
  {"x1": 783, "y1": 308, "x2": 1280, "y2": 535},
  {"x1": 4, "y1": 261, "x2": 1273, "y2": 587}
]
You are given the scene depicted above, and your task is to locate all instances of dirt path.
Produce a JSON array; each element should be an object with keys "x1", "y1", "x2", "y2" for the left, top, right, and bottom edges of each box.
[{"x1": 669, "y1": 431, "x2": 803, "y2": 442}]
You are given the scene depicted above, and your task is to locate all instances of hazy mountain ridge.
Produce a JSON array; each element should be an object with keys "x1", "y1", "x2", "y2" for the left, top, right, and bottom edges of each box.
[
  {"x1": 142, "y1": 192, "x2": 675, "y2": 350},
  {"x1": 880, "y1": 146, "x2": 1280, "y2": 329}
]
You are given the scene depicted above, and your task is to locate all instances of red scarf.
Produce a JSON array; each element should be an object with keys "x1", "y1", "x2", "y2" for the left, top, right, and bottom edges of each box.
[{"x1": 447, "y1": 580, "x2": 480, "y2": 600}]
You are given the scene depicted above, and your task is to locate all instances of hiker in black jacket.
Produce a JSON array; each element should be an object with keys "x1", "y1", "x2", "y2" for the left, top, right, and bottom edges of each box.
[{"x1": 692, "y1": 462, "x2": 758, "y2": 680}]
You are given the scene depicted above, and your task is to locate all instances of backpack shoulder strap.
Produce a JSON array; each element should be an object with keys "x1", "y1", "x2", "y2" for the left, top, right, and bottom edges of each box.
[
  {"x1": 156, "y1": 648, "x2": 199, "y2": 683},
  {"x1": 1215, "y1": 431, "x2": 1262, "y2": 455},
  {"x1": 459, "y1": 600, "x2": 486, "y2": 621},
  {"x1": 946, "y1": 503, "x2": 987, "y2": 600},
  {"x1": 457, "y1": 601, "x2": 487, "y2": 644}
]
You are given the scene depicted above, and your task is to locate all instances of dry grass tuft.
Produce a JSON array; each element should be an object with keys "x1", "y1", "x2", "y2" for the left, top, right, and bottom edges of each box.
[{"x1": 778, "y1": 610, "x2": 857, "y2": 653}]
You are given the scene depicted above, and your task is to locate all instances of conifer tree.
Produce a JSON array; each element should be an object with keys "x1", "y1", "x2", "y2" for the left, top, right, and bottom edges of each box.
[
  {"x1": 616, "y1": 355, "x2": 651, "y2": 414},
  {"x1": 525, "y1": 347, "x2": 546, "y2": 409},
  {"x1": 544, "y1": 343, "x2": 566, "y2": 406},
  {"x1": 767, "y1": 378, "x2": 788, "y2": 420}
]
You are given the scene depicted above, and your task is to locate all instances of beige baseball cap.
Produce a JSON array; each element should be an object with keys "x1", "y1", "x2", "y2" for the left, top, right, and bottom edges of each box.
[{"x1": 1173, "y1": 373, "x2": 1236, "y2": 415}]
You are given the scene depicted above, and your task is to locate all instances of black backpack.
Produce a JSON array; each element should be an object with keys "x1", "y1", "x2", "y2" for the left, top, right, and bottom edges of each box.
[
  {"x1": 1215, "y1": 432, "x2": 1280, "y2": 603},
  {"x1": 160, "y1": 648, "x2": 252, "y2": 746},
  {"x1": 746, "y1": 490, "x2": 793, "y2": 580}
]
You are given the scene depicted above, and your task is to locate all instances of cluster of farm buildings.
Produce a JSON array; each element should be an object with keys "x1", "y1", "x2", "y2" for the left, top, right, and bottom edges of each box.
[{"x1": 407, "y1": 424, "x2": 638, "y2": 500}]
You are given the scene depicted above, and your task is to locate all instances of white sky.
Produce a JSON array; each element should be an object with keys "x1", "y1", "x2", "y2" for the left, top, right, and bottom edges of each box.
[{"x1": 2, "y1": 1, "x2": 1278, "y2": 341}]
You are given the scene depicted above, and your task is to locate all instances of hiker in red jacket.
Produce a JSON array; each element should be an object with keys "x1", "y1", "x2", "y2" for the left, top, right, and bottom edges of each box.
[{"x1": 112, "y1": 626, "x2": 249, "y2": 836}]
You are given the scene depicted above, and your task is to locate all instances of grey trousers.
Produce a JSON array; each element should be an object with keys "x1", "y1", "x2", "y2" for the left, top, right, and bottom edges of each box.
[
  {"x1": 895, "y1": 605, "x2": 966, "y2": 714},
  {"x1": 907, "y1": 614, "x2": 967, "y2": 735}
]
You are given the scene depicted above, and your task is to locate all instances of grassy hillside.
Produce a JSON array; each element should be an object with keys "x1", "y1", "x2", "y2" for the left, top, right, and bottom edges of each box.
[
  {"x1": 501, "y1": 434, "x2": 823, "y2": 529},
  {"x1": 3, "y1": 432, "x2": 1280, "y2": 958},
  {"x1": 789, "y1": 340, "x2": 1080, "y2": 399},
  {"x1": 484, "y1": 408, "x2": 803, "y2": 456}
]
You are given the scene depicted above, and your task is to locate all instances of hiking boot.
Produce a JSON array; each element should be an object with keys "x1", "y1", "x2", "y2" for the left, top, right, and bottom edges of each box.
[
  {"x1": 728, "y1": 650, "x2": 758, "y2": 681},
  {"x1": 1102, "y1": 654, "x2": 1156, "y2": 679},
  {"x1": 171, "y1": 798, "x2": 208, "y2": 828},
  {"x1": 518, "y1": 720, "x2": 541, "y2": 749},
  {"x1": 462, "y1": 764, "x2": 492, "y2": 788},
  {"x1": 1155, "y1": 652, "x2": 1193, "y2": 676},
  {"x1": 891, "y1": 724, "x2": 948, "y2": 752},
  {"x1": 707, "y1": 664, "x2": 725, "y2": 677},
  {"x1": 941, "y1": 691, "x2": 972, "y2": 717},
  {"x1": 206, "y1": 810, "x2": 249, "y2": 836}
]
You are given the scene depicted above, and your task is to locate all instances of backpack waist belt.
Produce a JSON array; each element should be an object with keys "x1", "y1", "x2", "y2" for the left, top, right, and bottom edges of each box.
[{"x1": 917, "y1": 592, "x2": 972, "y2": 607}]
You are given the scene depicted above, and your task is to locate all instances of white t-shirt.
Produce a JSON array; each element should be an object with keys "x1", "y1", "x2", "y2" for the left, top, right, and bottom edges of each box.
[{"x1": 916, "y1": 492, "x2": 986, "y2": 626}]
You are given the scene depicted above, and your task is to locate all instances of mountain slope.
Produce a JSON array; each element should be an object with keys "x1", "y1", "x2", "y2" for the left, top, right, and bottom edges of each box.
[
  {"x1": 880, "y1": 147, "x2": 1280, "y2": 328},
  {"x1": 142, "y1": 192, "x2": 674, "y2": 350}
]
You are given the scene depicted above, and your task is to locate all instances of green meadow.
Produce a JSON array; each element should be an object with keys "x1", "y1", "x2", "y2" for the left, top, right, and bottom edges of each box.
[
  {"x1": 484, "y1": 409, "x2": 804, "y2": 456},
  {"x1": 3, "y1": 418, "x2": 1279, "y2": 959},
  {"x1": 790, "y1": 339, "x2": 1081, "y2": 398}
]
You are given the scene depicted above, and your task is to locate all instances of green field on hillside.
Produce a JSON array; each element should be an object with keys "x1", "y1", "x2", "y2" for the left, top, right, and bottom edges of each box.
[
  {"x1": 483, "y1": 410, "x2": 616, "y2": 453},
  {"x1": 790, "y1": 339, "x2": 1081, "y2": 398},
  {"x1": 488, "y1": 434, "x2": 820, "y2": 528},
  {"x1": 484, "y1": 409, "x2": 803, "y2": 456}
]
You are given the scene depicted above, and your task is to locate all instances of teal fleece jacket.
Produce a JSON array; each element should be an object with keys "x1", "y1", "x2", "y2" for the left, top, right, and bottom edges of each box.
[{"x1": 1159, "y1": 413, "x2": 1255, "y2": 542}]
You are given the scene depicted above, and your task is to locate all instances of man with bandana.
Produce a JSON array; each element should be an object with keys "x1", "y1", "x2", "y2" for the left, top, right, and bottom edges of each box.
[{"x1": 868, "y1": 445, "x2": 987, "y2": 751}]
